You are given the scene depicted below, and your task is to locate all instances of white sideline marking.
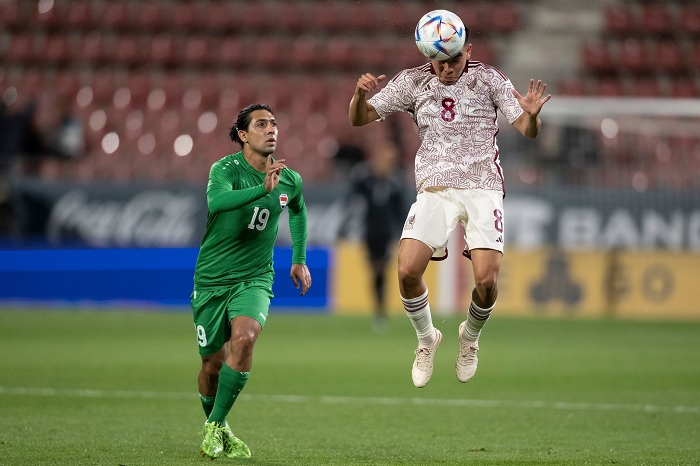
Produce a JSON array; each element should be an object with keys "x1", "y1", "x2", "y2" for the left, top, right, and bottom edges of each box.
[{"x1": 0, "y1": 386, "x2": 697, "y2": 415}]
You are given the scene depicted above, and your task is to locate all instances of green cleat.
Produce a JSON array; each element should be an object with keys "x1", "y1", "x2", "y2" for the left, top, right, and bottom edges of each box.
[
  {"x1": 223, "y1": 421, "x2": 252, "y2": 459},
  {"x1": 200, "y1": 422, "x2": 225, "y2": 459}
]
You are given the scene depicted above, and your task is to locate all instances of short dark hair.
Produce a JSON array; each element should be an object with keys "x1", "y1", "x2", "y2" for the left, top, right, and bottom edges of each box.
[{"x1": 229, "y1": 103, "x2": 274, "y2": 145}]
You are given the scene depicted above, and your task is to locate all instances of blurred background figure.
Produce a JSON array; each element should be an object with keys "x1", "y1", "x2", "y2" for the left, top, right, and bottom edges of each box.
[
  {"x1": 31, "y1": 90, "x2": 85, "y2": 161},
  {"x1": 332, "y1": 128, "x2": 368, "y2": 179},
  {"x1": 343, "y1": 141, "x2": 409, "y2": 331},
  {"x1": 0, "y1": 88, "x2": 84, "y2": 237}
]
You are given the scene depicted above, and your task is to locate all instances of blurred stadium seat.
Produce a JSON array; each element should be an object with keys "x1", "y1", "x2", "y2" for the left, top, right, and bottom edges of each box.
[
  {"x1": 604, "y1": 4, "x2": 638, "y2": 36},
  {"x1": 2, "y1": 0, "x2": 697, "y2": 188},
  {"x1": 640, "y1": 4, "x2": 674, "y2": 37}
]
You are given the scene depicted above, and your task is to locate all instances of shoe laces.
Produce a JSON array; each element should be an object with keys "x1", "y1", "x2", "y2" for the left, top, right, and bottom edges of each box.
[
  {"x1": 458, "y1": 341, "x2": 478, "y2": 365},
  {"x1": 414, "y1": 347, "x2": 434, "y2": 370}
]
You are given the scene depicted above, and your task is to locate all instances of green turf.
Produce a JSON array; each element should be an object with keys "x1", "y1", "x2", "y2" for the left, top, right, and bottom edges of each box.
[{"x1": 0, "y1": 309, "x2": 698, "y2": 465}]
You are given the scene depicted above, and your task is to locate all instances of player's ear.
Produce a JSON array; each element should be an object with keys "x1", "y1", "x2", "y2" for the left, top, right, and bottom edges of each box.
[{"x1": 238, "y1": 129, "x2": 247, "y2": 144}]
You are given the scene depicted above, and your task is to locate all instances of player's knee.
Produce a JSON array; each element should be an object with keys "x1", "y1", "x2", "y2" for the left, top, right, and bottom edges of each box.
[
  {"x1": 474, "y1": 272, "x2": 498, "y2": 297},
  {"x1": 231, "y1": 329, "x2": 257, "y2": 354},
  {"x1": 397, "y1": 262, "x2": 422, "y2": 289},
  {"x1": 201, "y1": 355, "x2": 223, "y2": 378}
]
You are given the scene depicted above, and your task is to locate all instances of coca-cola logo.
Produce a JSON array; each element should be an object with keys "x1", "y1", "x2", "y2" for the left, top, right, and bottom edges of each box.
[{"x1": 47, "y1": 189, "x2": 200, "y2": 247}]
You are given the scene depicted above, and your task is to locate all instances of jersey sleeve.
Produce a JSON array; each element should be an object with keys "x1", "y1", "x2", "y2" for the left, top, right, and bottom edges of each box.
[
  {"x1": 287, "y1": 171, "x2": 308, "y2": 264},
  {"x1": 206, "y1": 162, "x2": 268, "y2": 214},
  {"x1": 367, "y1": 70, "x2": 414, "y2": 120},
  {"x1": 490, "y1": 69, "x2": 524, "y2": 124}
]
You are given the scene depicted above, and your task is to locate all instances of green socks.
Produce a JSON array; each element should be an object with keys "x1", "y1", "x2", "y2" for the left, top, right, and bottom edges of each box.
[
  {"x1": 199, "y1": 394, "x2": 216, "y2": 417},
  {"x1": 207, "y1": 364, "x2": 250, "y2": 424}
]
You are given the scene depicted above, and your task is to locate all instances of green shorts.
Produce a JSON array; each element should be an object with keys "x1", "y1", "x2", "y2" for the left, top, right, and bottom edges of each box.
[{"x1": 191, "y1": 281, "x2": 273, "y2": 357}]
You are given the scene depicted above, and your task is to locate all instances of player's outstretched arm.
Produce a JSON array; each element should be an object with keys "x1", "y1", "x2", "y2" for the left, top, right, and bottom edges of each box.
[
  {"x1": 349, "y1": 73, "x2": 385, "y2": 126},
  {"x1": 290, "y1": 264, "x2": 312, "y2": 296},
  {"x1": 512, "y1": 79, "x2": 552, "y2": 139}
]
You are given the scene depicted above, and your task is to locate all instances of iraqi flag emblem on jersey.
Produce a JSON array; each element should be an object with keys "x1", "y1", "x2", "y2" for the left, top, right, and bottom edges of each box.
[{"x1": 279, "y1": 193, "x2": 288, "y2": 209}]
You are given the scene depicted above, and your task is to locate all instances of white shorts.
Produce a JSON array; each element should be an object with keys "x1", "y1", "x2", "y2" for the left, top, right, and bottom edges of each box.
[{"x1": 400, "y1": 188, "x2": 505, "y2": 260}]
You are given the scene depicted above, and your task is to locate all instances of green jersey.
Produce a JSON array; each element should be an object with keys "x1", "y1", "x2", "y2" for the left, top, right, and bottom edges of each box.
[{"x1": 193, "y1": 151, "x2": 307, "y2": 290}]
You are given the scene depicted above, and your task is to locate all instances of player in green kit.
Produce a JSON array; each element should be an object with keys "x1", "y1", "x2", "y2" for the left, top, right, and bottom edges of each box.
[{"x1": 192, "y1": 103, "x2": 312, "y2": 459}]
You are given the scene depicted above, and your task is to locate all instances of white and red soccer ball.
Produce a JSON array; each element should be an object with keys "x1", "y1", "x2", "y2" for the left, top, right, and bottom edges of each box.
[{"x1": 415, "y1": 10, "x2": 466, "y2": 61}]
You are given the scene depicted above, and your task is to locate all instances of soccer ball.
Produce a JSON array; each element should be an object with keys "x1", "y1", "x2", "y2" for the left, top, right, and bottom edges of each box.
[{"x1": 414, "y1": 10, "x2": 466, "y2": 61}]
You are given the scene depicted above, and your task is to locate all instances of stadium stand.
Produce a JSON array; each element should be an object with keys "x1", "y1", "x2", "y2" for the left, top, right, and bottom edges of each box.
[{"x1": 0, "y1": 0, "x2": 697, "y2": 189}]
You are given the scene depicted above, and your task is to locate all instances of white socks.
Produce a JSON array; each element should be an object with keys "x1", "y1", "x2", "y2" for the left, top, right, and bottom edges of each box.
[
  {"x1": 402, "y1": 289, "x2": 436, "y2": 347},
  {"x1": 461, "y1": 301, "x2": 495, "y2": 344}
]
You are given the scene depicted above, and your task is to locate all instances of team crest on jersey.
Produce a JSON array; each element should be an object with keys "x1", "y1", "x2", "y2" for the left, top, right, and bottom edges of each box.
[
  {"x1": 279, "y1": 193, "x2": 288, "y2": 209},
  {"x1": 404, "y1": 214, "x2": 416, "y2": 230}
]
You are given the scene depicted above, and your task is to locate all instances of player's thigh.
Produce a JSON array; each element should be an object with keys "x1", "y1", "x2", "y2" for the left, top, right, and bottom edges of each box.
[
  {"x1": 227, "y1": 282, "x2": 273, "y2": 329},
  {"x1": 401, "y1": 190, "x2": 461, "y2": 258},
  {"x1": 470, "y1": 248, "x2": 503, "y2": 286},
  {"x1": 461, "y1": 189, "x2": 505, "y2": 253},
  {"x1": 192, "y1": 288, "x2": 232, "y2": 357}
]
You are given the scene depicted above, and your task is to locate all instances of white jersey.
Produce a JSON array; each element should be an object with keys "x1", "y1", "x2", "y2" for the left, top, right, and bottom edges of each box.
[{"x1": 368, "y1": 61, "x2": 524, "y2": 194}]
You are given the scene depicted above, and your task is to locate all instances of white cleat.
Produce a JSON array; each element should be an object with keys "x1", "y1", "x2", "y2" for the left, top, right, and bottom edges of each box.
[
  {"x1": 456, "y1": 322, "x2": 479, "y2": 383},
  {"x1": 412, "y1": 329, "x2": 442, "y2": 388}
]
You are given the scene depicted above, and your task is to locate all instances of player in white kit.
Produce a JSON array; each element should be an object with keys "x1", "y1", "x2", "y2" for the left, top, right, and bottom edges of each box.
[{"x1": 349, "y1": 19, "x2": 551, "y2": 388}]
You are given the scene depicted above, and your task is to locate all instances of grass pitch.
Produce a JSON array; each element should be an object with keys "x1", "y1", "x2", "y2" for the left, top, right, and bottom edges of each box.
[{"x1": 0, "y1": 309, "x2": 699, "y2": 465}]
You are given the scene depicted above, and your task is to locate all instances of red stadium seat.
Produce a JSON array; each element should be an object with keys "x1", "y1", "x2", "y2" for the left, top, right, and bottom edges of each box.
[
  {"x1": 581, "y1": 39, "x2": 616, "y2": 75},
  {"x1": 324, "y1": 37, "x2": 358, "y2": 70},
  {"x1": 114, "y1": 35, "x2": 146, "y2": 66},
  {"x1": 315, "y1": 3, "x2": 343, "y2": 32},
  {"x1": 0, "y1": 2, "x2": 26, "y2": 29},
  {"x1": 453, "y1": 6, "x2": 482, "y2": 36},
  {"x1": 203, "y1": 2, "x2": 237, "y2": 32},
  {"x1": 393, "y1": 40, "x2": 425, "y2": 69},
  {"x1": 149, "y1": 34, "x2": 179, "y2": 66},
  {"x1": 42, "y1": 34, "x2": 71, "y2": 65},
  {"x1": 346, "y1": 3, "x2": 377, "y2": 32},
  {"x1": 489, "y1": 3, "x2": 521, "y2": 34},
  {"x1": 356, "y1": 36, "x2": 392, "y2": 70},
  {"x1": 90, "y1": 70, "x2": 116, "y2": 105},
  {"x1": 218, "y1": 37, "x2": 246, "y2": 67},
  {"x1": 15, "y1": 69, "x2": 44, "y2": 98},
  {"x1": 183, "y1": 36, "x2": 213, "y2": 67},
  {"x1": 162, "y1": 75, "x2": 185, "y2": 109},
  {"x1": 595, "y1": 77, "x2": 625, "y2": 96},
  {"x1": 33, "y1": 1, "x2": 64, "y2": 30},
  {"x1": 654, "y1": 40, "x2": 687, "y2": 75},
  {"x1": 136, "y1": 3, "x2": 170, "y2": 31},
  {"x1": 679, "y1": 6, "x2": 700, "y2": 37},
  {"x1": 65, "y1": 2, "x2": 94, "y2": 30},
  {"x1": 77, "y1": 32, "x2": 109, "y2": 65},
  {"x1": 198, "y1": 74, "x2": 224, "y2": 109},
  {"x1": 471, "y1": 41, "x2": 498, "y2": 66},
  {"x1": 6, "y1": 33, "x2": 36, "y2": 63},
  {"x1": 380, "y1": 3, "x2": 421, "y2": 33},
  {"x1": 101, "y1": 2, "x2": 131, "y2": 30},
  {"x1": 640, "y1": 4, "x2": 673, "y2": 37},
  {"x1": 604, "y1": 4, "x2": 638, "y2": 36},
  {"x1": 557, "y1": 77, "x2": 589, "y2": 96},
  {"x1": 618, "y1": 38, "x2": 652, "y2": 74},
  {"x1": 629, "y1": 77, "x2": 663, "y2": 97},
  {"x1": 290, "y1": 36, "x2": 323, "y2": 68},
  {"x1": 171, "y1": 2, "x2": 201, "y2": 32},
  {"x1": 670, "y1": 78, "x2": 698, "y2": 98},
  {"x1": 692, "y1": 43, "x2": 700, "y2": 71},
  {"x1": 54, "y1": 71, "x2": 81, "y2": 98},
  {"x1": 237, "y1": 3, "x2": 271, "y2": 30},
  {"x1": 270, "y1": 2, "x2": 306, "y2": 33}
]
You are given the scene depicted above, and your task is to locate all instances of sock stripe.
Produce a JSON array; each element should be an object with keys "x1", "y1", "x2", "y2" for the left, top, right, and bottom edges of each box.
[
  {"x1": 402, "y1": 295, "x2": 429, "y2": 312},
  {"x1": 469, "y1": 303, "x2": 492, "y2": 321}
]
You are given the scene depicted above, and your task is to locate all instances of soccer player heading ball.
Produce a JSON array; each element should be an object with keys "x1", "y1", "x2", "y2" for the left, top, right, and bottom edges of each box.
[
  {"x1": 192, "y1": 104, "x2": 312, "y2": 458},
  {"x1": 349, "y1": 10, "x2": 551, "y2": 388}
]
